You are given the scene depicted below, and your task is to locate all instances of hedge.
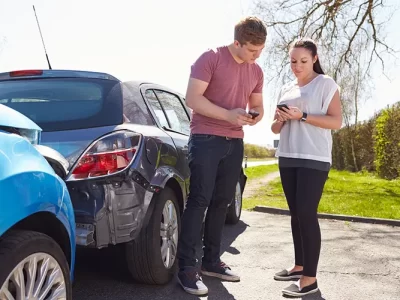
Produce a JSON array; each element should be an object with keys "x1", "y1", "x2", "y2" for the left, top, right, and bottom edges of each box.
[{"x1": 332, "y1": 102, "x2": 400, "y2": 179}]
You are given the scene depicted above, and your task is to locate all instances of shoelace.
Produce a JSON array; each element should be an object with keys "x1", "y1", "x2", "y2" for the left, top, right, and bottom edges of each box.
[
  {"x1": 220, "y1": 261, "x2": 231, "y2": 270},
  {"x1": 186, "y1": 270, "x2": 202, "y2": 282}
]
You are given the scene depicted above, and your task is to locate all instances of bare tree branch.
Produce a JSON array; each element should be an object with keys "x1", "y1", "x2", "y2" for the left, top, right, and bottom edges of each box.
[
  {"x1": 254, "y1": 0, "x2": 398, "y2": 84},
  {"x1": 253, "y1": 0, "x2": 399, "y2": 124}
]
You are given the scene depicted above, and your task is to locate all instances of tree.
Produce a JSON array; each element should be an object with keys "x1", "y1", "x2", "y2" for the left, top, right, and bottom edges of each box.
[
  {"x1": 374, "y1": 103, "x2": 400, "y2": 179},
  {"x1": 253, "y1": 0, "x2": 398, "y2": 167},
  {"x1": 335, "y1": 38, "x2": 371, "y2": 171},
  {"x1": 254, "y1": 0, "x2": 398, "y2": 84}
]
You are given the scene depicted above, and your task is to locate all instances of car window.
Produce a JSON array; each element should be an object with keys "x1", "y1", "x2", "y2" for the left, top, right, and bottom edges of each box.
[
  {"x1": 0, "y1": 78, "x2": 122, "y2": 131},
  {"x1": 154, "y1": 90, "x2": 190, "y2": 135},
  {"x1": 144, "y1": 89, "x2": 169, "y2": 128},
  {"x1": 122, "y1": 83, "x2": 154, "y2": 125}
]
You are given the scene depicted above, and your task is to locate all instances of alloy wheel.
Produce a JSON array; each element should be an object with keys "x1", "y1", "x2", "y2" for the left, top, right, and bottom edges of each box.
[
  {"x1": 160, "y1": 200, "x2": 179, "y2": 269},
  {"x1": 0, "y1": 252, "x2": 67, "y2": 300}
]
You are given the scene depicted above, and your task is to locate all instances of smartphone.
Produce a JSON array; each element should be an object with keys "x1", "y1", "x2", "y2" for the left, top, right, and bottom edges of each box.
[
  {"x1": 277, "y1": 104, "x2": 289, "y2": 111},
  {"x1": 248, "y1": 111, "x2": 260, "y2": 119}
]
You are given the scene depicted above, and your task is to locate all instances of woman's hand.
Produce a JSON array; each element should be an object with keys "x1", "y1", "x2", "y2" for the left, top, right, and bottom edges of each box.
[
  {"x1": 274, "y1": 109, "x2": 287, "y2": 123},
  {"x1": 271, "y1": 109, "x2": 287, "y2": 134},
  {"x1": 279, "y1": 106, "x2": 303, "y2": 120}
]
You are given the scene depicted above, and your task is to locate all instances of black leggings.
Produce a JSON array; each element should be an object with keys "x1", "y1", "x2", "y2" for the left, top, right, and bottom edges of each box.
[{"x1": 279, "y1": 167, "x2": 329, "y2": 277}]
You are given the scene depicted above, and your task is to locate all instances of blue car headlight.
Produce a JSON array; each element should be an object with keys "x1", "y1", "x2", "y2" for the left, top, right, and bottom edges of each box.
[{"x1": 18, "y1": 129, "x2": 41, "y2": 145}]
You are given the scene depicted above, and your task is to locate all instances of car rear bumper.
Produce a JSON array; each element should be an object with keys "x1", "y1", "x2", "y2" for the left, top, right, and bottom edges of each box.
[{"x1": 67, "y1": 171, "x2": 158, "y2": 248}]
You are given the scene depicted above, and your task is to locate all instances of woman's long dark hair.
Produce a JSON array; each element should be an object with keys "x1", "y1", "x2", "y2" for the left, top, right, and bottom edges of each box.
[{"x1": 291, "y1": 38, "x2": 325, "y2": 75}]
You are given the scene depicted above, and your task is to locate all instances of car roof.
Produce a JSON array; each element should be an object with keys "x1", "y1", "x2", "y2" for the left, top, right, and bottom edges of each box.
[
  {"x1": 0, "y1": 69, "x2": 120, "y2": 81},
  {"x1": 0, "y1": 69, "x2": 185, "y2": 98},
  {"x1": 125, "y1": 80, "x2": 185, "y2": 99}
]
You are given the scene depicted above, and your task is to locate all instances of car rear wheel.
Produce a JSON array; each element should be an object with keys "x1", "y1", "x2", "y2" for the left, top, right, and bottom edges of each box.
[
  {"x1": 126, "y1": 187, "x2": 180, "y2": 285},
  {"x1": 226, "y1": 180, "x2": 243, "y2": 224},
  {"x1": 0, "y1": 230, "x2": 72, "y2": 300}
]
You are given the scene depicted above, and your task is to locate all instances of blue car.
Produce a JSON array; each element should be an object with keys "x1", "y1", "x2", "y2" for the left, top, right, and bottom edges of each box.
[{"x1": 0, "y1": 104, "x2": 75, "y2": 299}]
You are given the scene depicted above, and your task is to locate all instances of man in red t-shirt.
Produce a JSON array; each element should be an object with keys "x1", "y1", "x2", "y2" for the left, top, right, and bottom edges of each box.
[{"x1": 177, "y1": 17, "x2": 267, "y2": 296}]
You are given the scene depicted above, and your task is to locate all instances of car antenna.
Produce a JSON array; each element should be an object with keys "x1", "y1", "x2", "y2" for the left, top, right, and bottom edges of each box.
[{"x1": 32, "y1": 5, "x2": 52, "y2": 70}]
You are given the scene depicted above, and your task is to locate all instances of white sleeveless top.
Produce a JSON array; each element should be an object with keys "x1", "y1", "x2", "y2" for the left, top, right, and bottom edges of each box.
[{"x1": 276, "y1": 74, "x2": 339, "y2": 164}]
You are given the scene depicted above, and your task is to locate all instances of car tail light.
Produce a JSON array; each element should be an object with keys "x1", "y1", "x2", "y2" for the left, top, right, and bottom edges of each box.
[
  {"x1": 68, "y1": 130, "x2": 142, "y2": 180},
  {"x1": 9, "y1": 70, "x2": 43, "y2": 77}
]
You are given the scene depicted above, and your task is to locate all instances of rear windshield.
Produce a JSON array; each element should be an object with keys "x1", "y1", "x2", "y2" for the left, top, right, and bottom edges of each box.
[{"x1": 0, "y1": 78, "x2": 123, "y2": 131}]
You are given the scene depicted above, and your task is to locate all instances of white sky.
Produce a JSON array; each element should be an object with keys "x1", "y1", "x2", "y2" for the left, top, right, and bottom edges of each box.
[{"x1": 0, "y1": 0, "x2": 399, "y2": 147}]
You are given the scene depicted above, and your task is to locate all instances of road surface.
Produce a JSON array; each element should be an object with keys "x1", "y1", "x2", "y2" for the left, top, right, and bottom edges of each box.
[{"x1": 73, "y1": 211, "x2": 400, "y2": 300}]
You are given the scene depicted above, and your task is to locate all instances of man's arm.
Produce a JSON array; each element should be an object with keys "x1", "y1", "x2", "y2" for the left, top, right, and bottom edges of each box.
[
  {"x1": 248, "y1": 92, "x2": 264, "y2": 125},
  {"x1": 185, "y1": 78, "x2": 230, "y2": 121},
  {"x1": 247, "y1": 67, "x2": 264, "y2": 125},
  {"x1": 185, "y1": 78, "x2": 254, "y2": 126}
]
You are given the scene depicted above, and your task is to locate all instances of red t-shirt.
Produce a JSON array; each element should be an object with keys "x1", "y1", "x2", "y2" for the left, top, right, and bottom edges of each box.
[{"x1": 190, "y1": 46, "x2": 264, "y2": 139}]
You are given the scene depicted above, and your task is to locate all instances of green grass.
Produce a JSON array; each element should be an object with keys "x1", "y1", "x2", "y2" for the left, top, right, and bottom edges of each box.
[
  {"x1": 246, "y1": 157, "x2": 276, "y2": 162},
  {"x1": 244, "y1": 164, "x2": 279, "y2": 181},
  {"x1": 244, "y1": 169, "x2": 400, "y2": 220}
]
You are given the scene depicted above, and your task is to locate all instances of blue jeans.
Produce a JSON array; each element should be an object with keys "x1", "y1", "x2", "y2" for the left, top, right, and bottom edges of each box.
[{"x1": 178, "y1": 134, "x2": 244, "y2": 269}]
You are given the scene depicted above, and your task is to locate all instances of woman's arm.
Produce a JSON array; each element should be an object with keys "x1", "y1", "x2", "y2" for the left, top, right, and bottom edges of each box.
[
  {"x1": 271, "y1": 120, "x2": 285, "y2": 134},
  {"x1": 271, "y1": 110, "x2": 286, "y2": 134}
]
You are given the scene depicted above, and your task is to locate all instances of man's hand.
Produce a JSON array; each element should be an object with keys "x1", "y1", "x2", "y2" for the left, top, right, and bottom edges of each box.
[
  {"x1": 226, "y1": 108, "x2": 254, "y2": 126},
  {"x1": 248, "y1": 93, "x2": 264, "y2": 126},
  {"x1": 248, "y1": 109, "x2": 261, "y2": 126}
]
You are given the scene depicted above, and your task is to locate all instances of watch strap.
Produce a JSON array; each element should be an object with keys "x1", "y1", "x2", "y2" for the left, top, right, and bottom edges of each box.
[{"x1": 301, "y1": 112, "x2": 308, "y2": 122}]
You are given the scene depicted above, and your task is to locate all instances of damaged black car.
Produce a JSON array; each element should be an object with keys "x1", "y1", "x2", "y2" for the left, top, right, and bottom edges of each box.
[{"x1": 0, "y1": 69, "x2": 247, "y2": 285}]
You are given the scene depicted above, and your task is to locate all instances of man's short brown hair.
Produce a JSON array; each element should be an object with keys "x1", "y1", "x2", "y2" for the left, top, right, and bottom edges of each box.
[{"x1": 234, "y1": 16, "x2": 267, "y2": 46}]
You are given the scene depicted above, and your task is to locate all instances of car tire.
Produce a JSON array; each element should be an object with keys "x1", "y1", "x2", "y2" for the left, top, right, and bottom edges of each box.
[
  {"x1": 225, "y1": 180, "x2": 243, "y2": 225},
  {"x1": 126, "y1": 187, "x2": 180, "y2": 285},
  {"x1": 0, "y1": 230, "x2": 72, "y2": 299}
]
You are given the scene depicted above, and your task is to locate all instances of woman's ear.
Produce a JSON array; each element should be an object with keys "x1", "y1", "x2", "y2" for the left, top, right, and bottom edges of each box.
[{"x1": 313, "y1": 55, "x2": 318, "y2": 64}]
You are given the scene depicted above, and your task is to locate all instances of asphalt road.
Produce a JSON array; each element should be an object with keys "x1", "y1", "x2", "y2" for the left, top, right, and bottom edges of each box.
[{"x1": 73, "y1": 211, "x2": 400, "y2": 300}]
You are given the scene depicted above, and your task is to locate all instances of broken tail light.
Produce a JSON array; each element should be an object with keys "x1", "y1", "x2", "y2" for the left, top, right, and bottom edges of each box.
[{"x1": 67, "y1": 130, "x2": 142, "y2": 180}]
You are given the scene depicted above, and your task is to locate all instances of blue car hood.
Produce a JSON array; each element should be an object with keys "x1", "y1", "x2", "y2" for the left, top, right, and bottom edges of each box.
[{"x1": 0, "y1": 104, "x2": 41, "y2": 131}]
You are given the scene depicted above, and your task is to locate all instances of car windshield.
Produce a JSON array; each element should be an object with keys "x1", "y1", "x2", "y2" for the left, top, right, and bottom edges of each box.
[{"x1": 0, "y1": 78, "x2": 123, "y2": 131}]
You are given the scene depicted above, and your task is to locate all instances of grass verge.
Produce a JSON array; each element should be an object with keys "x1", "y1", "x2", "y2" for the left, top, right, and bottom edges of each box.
[
  {"x1": 243, "y1": 169, "x2": 400, "y2": 220},
  {"x1": 244, "y1": 164, "x2": 279, "y2": 181},
  {"x1": 246, "y1": 157, "x2": 276, "y2": 162}
]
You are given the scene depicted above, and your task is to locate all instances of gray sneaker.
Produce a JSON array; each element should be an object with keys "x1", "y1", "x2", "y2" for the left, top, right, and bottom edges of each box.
[
  {"x1": 201, "y1": 261, "x2": 240, "y2": 282},
  {"x1": 177, "y1": 268, "x2": 208, "y2": 296}
]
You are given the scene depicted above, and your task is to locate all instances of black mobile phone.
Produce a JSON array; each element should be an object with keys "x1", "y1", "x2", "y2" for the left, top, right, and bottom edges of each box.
[
  {"x1": 248, "y1": 111, "x2": 260, "y2": 119},
  {"x1": 277, "y1": 104, "x2": 289, "y2": 111}
]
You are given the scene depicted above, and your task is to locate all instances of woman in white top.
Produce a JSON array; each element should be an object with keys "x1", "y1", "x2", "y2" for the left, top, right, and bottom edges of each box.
[{"x1": 271, "y1": 38, "x2": 342, "y2": 297}]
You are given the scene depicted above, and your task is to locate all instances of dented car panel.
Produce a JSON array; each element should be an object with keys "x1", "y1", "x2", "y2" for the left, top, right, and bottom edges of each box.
[{"x1": 59, "y1": 126, "x2": 188, "y2": 248}]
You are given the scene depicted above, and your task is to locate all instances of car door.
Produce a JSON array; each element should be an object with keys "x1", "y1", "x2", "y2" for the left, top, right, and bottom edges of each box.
[{"x1": 141, "y1": 86, "x2": 191, "y2": 190}]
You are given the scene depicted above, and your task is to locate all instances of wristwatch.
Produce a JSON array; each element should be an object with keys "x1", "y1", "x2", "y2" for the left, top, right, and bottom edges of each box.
[{"x1": 300, "y1": 112, "x2": 308, "y2": 122}]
